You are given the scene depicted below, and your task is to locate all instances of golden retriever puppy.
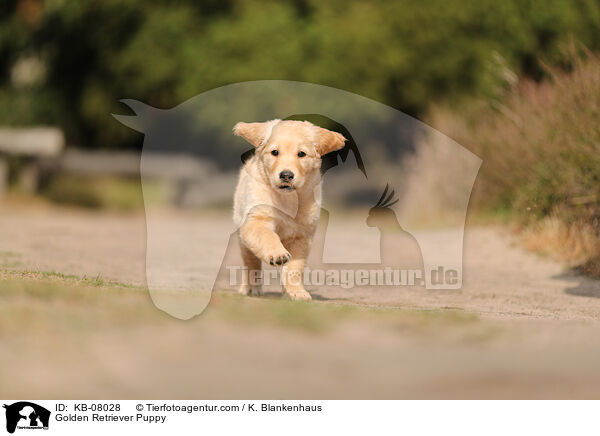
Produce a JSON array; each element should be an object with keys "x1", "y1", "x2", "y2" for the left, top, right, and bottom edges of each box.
[{"x1": 232, "y1": 119, "x2": 346, "y2": 300}]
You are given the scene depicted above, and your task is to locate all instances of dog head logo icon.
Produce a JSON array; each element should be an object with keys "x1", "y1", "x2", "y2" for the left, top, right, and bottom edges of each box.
[{"x1": 3, "y1": 402, "x2": 50, "y2": 434}]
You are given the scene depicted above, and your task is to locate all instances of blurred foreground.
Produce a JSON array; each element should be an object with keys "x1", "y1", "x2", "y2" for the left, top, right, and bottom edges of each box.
[
  {"x1": 3, "y1": 200, "x2": 600, "y2": 398},
  {"x1": 4, "y1": 269, "x2": 600, "y2": 399}
]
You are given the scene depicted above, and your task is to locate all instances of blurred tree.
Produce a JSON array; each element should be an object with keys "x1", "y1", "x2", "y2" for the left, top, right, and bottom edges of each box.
[{"x1": 0, "y1": 0, "x2": 598, "y2": 155}]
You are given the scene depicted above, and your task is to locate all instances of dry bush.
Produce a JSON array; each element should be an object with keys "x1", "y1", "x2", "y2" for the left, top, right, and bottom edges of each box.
[
  {"x1": 429, "y1": 52, "x2": 600, "y2": 271},
  {"x1": 520, "y1": 217, "x2": 600, "y2": 267}
]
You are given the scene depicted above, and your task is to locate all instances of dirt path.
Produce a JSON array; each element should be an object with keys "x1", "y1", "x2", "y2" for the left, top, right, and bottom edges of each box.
[{"x1": 2, "y1": 202, "x2": 599, "y2": 321}]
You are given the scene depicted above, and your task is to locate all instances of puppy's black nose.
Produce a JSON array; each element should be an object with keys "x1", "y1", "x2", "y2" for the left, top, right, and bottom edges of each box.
[{"x1": 279, "y1": 170, "x2": 294, "y2": 181}]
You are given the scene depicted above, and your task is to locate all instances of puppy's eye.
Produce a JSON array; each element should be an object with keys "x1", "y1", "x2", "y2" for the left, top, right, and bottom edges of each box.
[
  {"x1": 271, "y1": 150, "x2": 279, "y2": 156},
  {"x1": 297, "y1": 151, "x2": 306, "y2": 158}
]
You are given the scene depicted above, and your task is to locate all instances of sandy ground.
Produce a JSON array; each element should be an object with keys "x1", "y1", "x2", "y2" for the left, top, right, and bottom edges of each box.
[
  {"x1": 2, "y1": 202, "x2": 599, "y2": 321},
  {"x1": 3, "y1": 201, "x2": 600, "y2": 398}
]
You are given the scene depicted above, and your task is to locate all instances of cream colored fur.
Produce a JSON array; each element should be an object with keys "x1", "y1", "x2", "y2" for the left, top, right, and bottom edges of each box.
[{"x1": 232, "y1": 119, "x2": 346, "y2": 300}]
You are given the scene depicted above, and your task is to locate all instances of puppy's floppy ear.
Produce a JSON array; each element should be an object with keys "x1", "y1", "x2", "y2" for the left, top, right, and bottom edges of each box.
[
  {"x1": 315, "y1": 127, "x2": 347, "y2": 156},
  {"x1": 233, "y1": 119, "x2": 281, "y2": 148}
]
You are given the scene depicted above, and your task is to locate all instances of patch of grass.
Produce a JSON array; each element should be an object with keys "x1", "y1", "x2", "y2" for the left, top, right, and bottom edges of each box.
[
  {"x1": 0, "y1": 251, "x2": 23, "y2": 268},
  {"x1": 0, "y1": 251, "x2": 21, "y2": 258},
  {"x1": 3, "y1": 269, "x2": 141, "y2": 290},
  {"x1": 0, "y1": 270, "x2": 157, "y2": 340},
  {"x1": 207, "y1": 292, "x2": 480, "y2": 335},
  {"x1": 0, "y1": 269, "x2": 487, "y2": 339},
  {"x1": 40, "y1": 174, "x2": 165, "y2": 210},
  {"x1": 207, "y1": 294, "x2": 363, "y2": 333}
]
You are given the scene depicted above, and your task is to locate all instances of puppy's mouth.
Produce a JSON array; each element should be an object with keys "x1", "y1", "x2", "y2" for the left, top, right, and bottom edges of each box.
[{"x1": 278, "y1": 184, "x2": 295, "y2": 191}]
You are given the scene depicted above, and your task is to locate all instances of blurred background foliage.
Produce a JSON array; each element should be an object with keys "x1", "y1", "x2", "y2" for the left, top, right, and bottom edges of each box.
[
  {"x1": 1, "y1": 0, "x2": 600, "y2": 150},
  {"x1": 2, "y1": 0, "x2": 600, "y2": 271}
]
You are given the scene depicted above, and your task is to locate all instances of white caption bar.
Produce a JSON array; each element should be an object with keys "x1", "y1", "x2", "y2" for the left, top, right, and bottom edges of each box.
[{"x1": 0, "y1": 400, "x2": 597, "y2": 435}]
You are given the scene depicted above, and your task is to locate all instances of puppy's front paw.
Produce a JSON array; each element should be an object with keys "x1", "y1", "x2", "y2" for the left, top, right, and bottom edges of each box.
[
  {"x1": 284, "y1": 289, "x2": 312, "y2": 301},
  {"x1": 266, "y1": 250, "x2": 291, "y2": 266}
]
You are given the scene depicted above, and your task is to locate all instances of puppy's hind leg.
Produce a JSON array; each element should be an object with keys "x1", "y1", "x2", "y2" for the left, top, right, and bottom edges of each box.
[{"x1": 239, "y1": 241, "x2": 263, "y2": 297}]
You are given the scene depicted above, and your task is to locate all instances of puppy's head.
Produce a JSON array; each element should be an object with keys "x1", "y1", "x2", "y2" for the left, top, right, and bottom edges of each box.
[{"x1": 233, "y1": 119, "x2": 346, "y2": 192}]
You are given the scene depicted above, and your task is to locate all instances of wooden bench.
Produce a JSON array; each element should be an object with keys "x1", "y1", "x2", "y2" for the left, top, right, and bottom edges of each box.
[{"x1": 42, "y1": 150, "x2": 237, "y2": 207}]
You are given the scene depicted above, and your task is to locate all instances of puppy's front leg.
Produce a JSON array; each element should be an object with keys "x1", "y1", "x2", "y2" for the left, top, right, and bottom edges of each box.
[
  {"x1": 281, "y1": 237, "x2": 312, "y2": 301},
  {"x1": 239, "y1": 215, "x2": 291, "y2": 267},
  {"x1": 238, "y1": 241, "x2": 263, "y2": 296}
]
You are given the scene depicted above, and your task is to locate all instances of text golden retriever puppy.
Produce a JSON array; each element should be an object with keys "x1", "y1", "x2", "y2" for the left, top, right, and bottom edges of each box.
[{"x1": 232, "y1": 119, "x2": 346, "y2": 300}]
